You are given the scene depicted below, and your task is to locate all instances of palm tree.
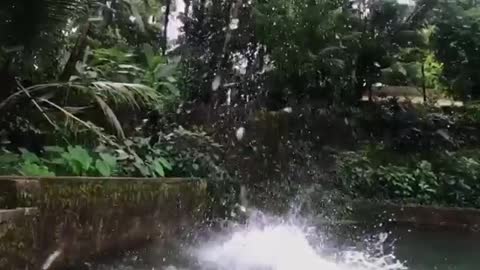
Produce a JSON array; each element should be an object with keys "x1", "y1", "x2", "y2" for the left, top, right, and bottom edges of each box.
[
  {"x1": 0, "y1": 0, "x2": 170, "y2": 141},
  {"x1": 352, "y1": 0, "x2": 438, "y2": 101}
]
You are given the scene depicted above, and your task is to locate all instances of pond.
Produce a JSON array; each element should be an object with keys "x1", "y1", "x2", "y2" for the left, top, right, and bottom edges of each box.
[
  {"x1": 391, "y1": 226, "x2": 480, "y2": 270},
  {"x1": 84, "y1": 209, "x2": 480, "y2": 270}
]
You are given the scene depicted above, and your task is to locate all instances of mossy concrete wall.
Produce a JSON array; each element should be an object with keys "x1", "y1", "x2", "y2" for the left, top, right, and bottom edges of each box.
[
  {"x1": 350, "y1": 201, "x2": 480, "y2": 231},
  {"x1": 0, "y1": 176, "x2": 213, "y2": 270}
]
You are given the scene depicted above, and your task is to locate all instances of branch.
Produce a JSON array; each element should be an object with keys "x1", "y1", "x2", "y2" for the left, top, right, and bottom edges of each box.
[{"x1": 15, "y1": 79, "x2": 58, "y2": 129}]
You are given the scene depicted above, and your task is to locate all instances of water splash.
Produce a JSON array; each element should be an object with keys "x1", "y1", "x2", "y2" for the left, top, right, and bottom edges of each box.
[
  {"x1": 191, "y1": 210, "x2": 407, "y2": 270},
  {"x1": 88, "y1": 188, "x2": 407, "y2": 270},
  {"x1": 41, "y1": 249, "x2": 62, "y2": 270}
]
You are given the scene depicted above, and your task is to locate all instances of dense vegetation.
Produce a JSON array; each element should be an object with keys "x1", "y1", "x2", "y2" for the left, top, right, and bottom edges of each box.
[{"x1": 3, "y1": 0, "x2": 480, "y2": 207}]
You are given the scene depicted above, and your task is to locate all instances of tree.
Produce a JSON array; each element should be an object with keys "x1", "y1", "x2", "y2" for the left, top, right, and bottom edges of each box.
[
  {"x1": 253, "y1": 0, "x2": 437, "y2": 105},
  {"x1": 254, "y1": 0, "x2": 357, "y2": 105},
  {"x1": 0, "y1": 0, "x2": 177, "y2": 145},
  {"x1": 351, "y1": 0, "x2": 437, "y2": 101},
  {"x1": 432, "y1": 0, "x2": 480, "y2": 100}
]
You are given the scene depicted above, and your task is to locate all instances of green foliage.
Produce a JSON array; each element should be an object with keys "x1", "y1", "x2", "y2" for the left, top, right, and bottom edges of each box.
[
  {"x1": 156, "y1": 127, "x2": 228, "y2": 180},
  {"x1": 0, "y1": 145, "x2": 119, "y2": 177},
  {"x1": 95, "y1": 127, "x2": 228, "y2": 179},
  {"x1": 255, "y1": 0, "x2": 354, "y2": 101},
  {"x1": 0, "y1": 124, "x2": 227, "y2": 179},
  {"x1": 99, "y1": 136, "x2": 173, "y2": 177},
  {"x1": 253, "y1": 0, "x2": 436, "y2": 104},
  {"x1": 0, "y1": 0, "x2": 182, "y2": 149},
  {"x1": 338, "y1": 148, "x2": 480, "y2": 208},
  {"x1": 431, "y1": 1, "x2": 480, "y2": 99},
  {"x1": 140, "y1": 45, "x2": 181, "y2": 110},
  {"x1": 0, "y1": 0, "x2": 92, "y2": 81},
  {"x1": 19, "y1": 162, "x2": 55, "y2": 177},
  {"x1": 423, "y1": 52, "x2": 444, "y2": 90},
  {"x1": 461, "y1": 104, "x2": 480, "y2": 123},
  {"x1": 0, "y1": 42, "x2": 182, "y2": 144}
]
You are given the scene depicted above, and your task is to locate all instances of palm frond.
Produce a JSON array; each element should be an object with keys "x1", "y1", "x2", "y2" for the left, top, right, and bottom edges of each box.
[
  {"x1": 94, "y1": 95, "x2": 126, "y2": 140},
  {"x1": 39, "y1": 98, "x2": 117, "y2": 145},
  {"x1": 0, "y1": 83, "x2": 68, "y2": 111},
  {"x1": 1, "y1": 0, "x2": 95, "y2": 48},
  {"x1": 314, "y1": 46, "x2": 344, "y2": 58},
  {"x1": 0, "y1": 80, "x2": 159, "y2": 139},
  {"x1": 405, "y1": 0, "x2": 439, "y2": 27},
  {"x1": 0, "y1": 81, "x2": 160, "y2": 111},
  {"x1": 15, "y1": 79, "x2": 58, "y2": 129},
  {"x1": 91, "y1": 81, "x2": 160, "y2": 109}
]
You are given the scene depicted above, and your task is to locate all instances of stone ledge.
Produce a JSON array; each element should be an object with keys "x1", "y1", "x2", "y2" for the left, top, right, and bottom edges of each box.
[
  {"x1": 0, "y1": 208, "x2": 38, "y2": 223},
  {"x1": 0, "y1": 175, "x2": 200, "y2": 184},
  {"x1": 351, "y1": 201, "x2": 480, "y2": 230}
]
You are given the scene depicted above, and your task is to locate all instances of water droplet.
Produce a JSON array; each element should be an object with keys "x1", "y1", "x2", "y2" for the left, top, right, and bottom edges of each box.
[
  {"x1": 236, "y1": 127, "x2": 245, "y2": 141},
  {"x1": 212, "y1": 75, "x2": 222, "y2": 91},
  {"x1": 282, "y1": 107, "x2": 293, "y2": 113},
  {"x1": 229, "y1": 18, "x2": 239, "y2": 30}
]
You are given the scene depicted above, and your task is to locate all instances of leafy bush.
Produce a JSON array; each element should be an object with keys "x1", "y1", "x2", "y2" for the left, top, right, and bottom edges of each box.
[
  {"x1": 0, "y1": 143, "x2": 175, "y2": 178},
  {"x1": 352, "y1": 99, "x2": 458, "y2": 152},
  {"x1": 0, "y1": 146, "x2": 119, "y2": 177},
  {"x1": 99, "y1": 127, "x2": 229, "y2": 180},
  {"x1": 337, "y1": 149, "x2": 480, "y2": 208},
  {"x1": 459, "y1": 105, "x2": 480, "y2": 125},
  {"x1": 158, "y1": 127, "x2": 229, "y2": 180},
  {"x1": 0, "y1": 126, "x2": 228, "y2": 179}
]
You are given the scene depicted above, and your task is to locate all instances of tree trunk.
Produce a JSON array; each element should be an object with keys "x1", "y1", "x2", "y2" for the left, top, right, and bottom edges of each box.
[
  {"x1": 163, "y1": 0, "x2": 172, "y2": 55},
  {"x1": 184, "y1": 0, "x2": 191, "y2": 15},
  {"x1": 367, "y1": 81, "x2": 373, "y2": 102},
  {"x1": 422, "y1": 61, "x2": 427, "y2": 104},
  {"x1": 59, "y1": 22, "x2": 90, "y2": 81}
]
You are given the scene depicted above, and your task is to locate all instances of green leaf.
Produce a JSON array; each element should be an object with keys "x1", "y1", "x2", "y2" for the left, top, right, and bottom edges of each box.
[
  {"x1": 116, "y1": 149, "x2": 130, "y2": 160},
  {"x1": 19, "y1": 148, "x2": 40, "y2": 163},
  {"x1": 154, "y1": 63, "x2": 177, "y2": 79},
  {"x1": 158, "y1": 157, "x2": 172, "y2": 170},
  {"x1": 152, "y1": 160, "x2": 165, "y2": 177},
  {"x1": 62, "y1": 146, "x2": 93, "y2": 175},
  {"x1": 99, "y1": 153, "x2": 117, "y2": 167},
  {"x1": 19, "y1": 162, "x2": 55, "y2": 177},
  {"x1": 134, "y1": 160, "x2": 150, "y2": 176},
  {"x1": 192, "y1": 163, "x2": 200, "y2": 171},
  {"x1": 158, "y1": 82, "x2": 180, "y2": 96},
  {"x1": 49, "y1": 158, "x2": 66, "y2": 165},
  {"x1": 0, "y1": 153, "x2": 19, "y2": 163},
  {"x1": 43, "y1": 146, "x2": 65, "y2": 153},
  {"x1": 143, "y1": 44, "x2": 155, "y2": 68},
  {"x1": 95, "y1": 159, "x2": 112, "y2": 177}
]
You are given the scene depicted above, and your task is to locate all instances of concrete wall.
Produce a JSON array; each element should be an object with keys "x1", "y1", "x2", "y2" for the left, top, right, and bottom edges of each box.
[
  {"x1": 351, "y1": 201, "x2": 480, "y2": 231},
  {"x1": 0, "y1": 176, "x2": 215, "y2": 270}
]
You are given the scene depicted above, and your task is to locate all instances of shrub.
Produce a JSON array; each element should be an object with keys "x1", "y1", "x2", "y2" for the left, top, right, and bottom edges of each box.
[
  {"x1": 0, "y1": 126, "x2": 229, "y2": 180},
  {"x1": 0, "y1": 146, "x2": 120, "y2": 177},
  {"x1": 337, "y1": 148, "x2": 480, "y2": 208}
]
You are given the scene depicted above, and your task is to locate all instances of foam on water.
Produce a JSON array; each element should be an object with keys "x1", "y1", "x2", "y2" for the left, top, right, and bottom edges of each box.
[{"x1": 191, "y1": 210, "x2": 407, "y2": 270}]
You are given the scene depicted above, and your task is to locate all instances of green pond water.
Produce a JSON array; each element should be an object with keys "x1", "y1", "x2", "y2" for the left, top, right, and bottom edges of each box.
[
  {"x1": 85, "y1": 222, "x2": 480, "y2": 270},
  {"x1": 76, "y1": 185, "x2": 480, "y2": 270},
  {"x1": 392, "y1": 226, "x2": 480, "y2": 270}
]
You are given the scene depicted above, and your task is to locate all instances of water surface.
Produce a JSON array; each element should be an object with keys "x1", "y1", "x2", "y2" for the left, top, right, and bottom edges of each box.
[{"x1": 86, "y1": 210, "x2": 480, "y2": 270}]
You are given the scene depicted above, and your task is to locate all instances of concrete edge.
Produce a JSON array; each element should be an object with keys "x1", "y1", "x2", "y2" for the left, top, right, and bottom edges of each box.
[
  {"x1": 351, "y1": 200, "x2": 480, "y2": 230},
  {"x1": 0, "y1": 207, "x2": 38, "y2": 223},
  {"x1": 0, "y1": 176, "x2": 203, "y2": 184}
]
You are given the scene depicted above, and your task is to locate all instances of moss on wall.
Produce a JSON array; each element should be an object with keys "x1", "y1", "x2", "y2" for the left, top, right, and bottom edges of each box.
[
  {"x1": 0, "y1": 211, "x2": 37, "y2": 270},
  {"x1": 0, "y1": 177, "x2": 211, "y2": 270}
]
